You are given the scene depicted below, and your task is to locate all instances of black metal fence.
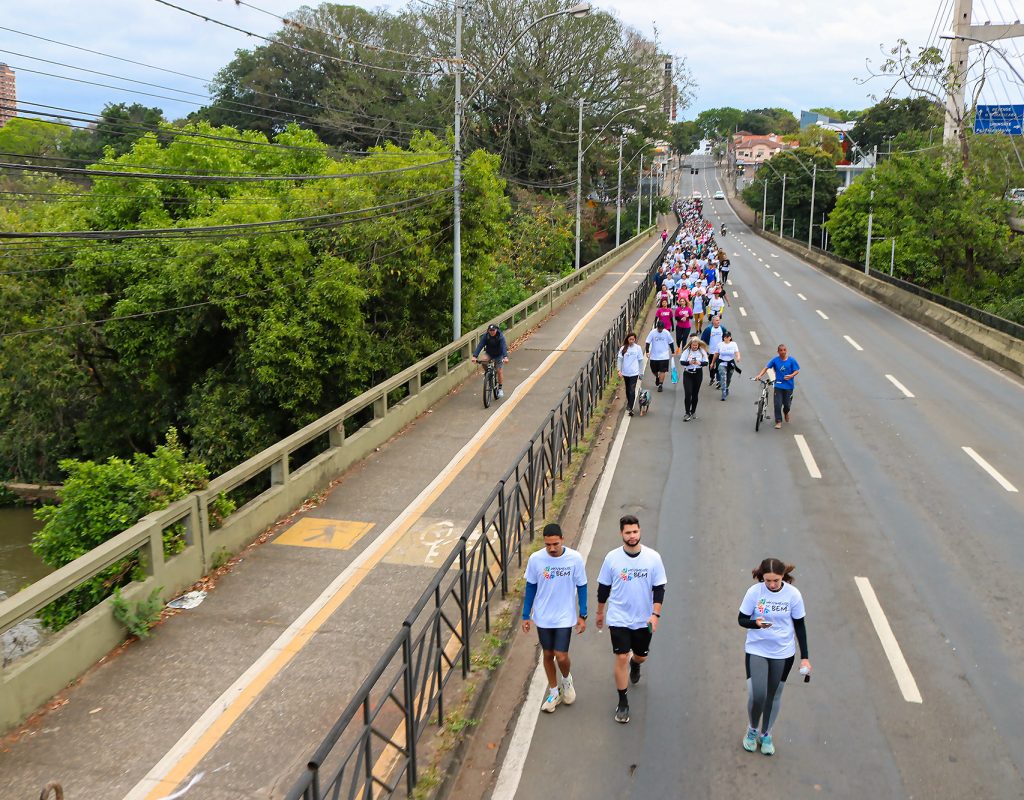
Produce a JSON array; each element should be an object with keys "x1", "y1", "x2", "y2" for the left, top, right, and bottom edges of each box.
[
  {"x1": 763, "y1": 229, "x2": 1024, "y2": 342},
  {"x1": 286, "y1": 225, "x2": 679, "y2": 800}
]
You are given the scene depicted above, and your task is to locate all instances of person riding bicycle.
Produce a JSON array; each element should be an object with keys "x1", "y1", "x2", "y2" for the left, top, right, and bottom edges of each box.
[
  {"x1": 472, "y1": 323, "x2": 509, "y2": 399},
  {"x1": 720, "y1": 223, "x2": 728, "y2": 237}
]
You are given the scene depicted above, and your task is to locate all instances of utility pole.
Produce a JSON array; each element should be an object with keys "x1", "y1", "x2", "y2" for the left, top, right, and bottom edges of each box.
[
  {"x1": 615, "y1": 135, "x2": 623, "y2": 247},
  {"x1": 807, "y1": 163, "x2": 817, "y2": 251},
  {"x1": 648, "y1": 162, "x2": 654, "y2": 226},
  {"x1": 637, "y1": 153, "x2": 643, "y2": 233},
  {"x1": 779, "y1": 174, "x2": 787, "y2": 236},
  {"x1": 865, "y1": 146, "x2": 877, "y2": 274},
  {"x1": 575, "y1": 98, "x2": 584, "y2": 269},
  {"x1": 452, "y1": 0, "x2": 464, "y2": 340},
  {"x1": 761, "y1": 177, "x2": 768, "y2": 231},
  {"x1": 943, "y1": 0, "x2": 1024, "y2": 150}
]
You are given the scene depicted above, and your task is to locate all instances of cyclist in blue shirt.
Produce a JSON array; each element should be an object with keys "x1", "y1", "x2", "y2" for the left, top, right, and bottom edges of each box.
[
  {"x1": 755, "y1": 344, "x2": 801, "y2": 429},
  {"x1": 472, "y1": 324, "x2": 509, "y2": 398}
]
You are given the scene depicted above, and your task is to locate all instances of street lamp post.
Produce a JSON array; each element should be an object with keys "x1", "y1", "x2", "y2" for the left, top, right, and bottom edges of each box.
[
  {"x1": 615, "y1": 135, "x2": 623, "y2": 247},
  {"x1": 761, "y1": 175, "x2": 768, "y2": 231},
  {"x1": 637, "y1": 153, "x2": 643, "y2": 235},
  {"x1": 453, "y1": 2, "x2": 592, "y2": 340},
  {"x1": 779, "y1": 174, "x2": 787, "y2": 236},
  {"x1": 807, "y1": 163, "x2": 817, "y2": 251},
  {"x1": 576, "y1": 102, "x2": 646, "y2": 268}
]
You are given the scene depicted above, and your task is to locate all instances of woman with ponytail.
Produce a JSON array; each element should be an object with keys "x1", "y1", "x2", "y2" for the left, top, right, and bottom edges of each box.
[{"x1": 737, "y1": 557, "x2": 811, "y2": 756}]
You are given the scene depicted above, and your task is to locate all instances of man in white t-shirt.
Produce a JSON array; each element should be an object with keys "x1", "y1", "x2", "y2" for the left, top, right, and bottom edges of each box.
[
  {"x1": 521, "y1": 523, "x2": 588, "y2": 712},
  {"x1": 645, "y1": 321, "x2": 676, "y2": 392},
  {"x1": 596, "y1": 515, "x2": 666, "y2": 724}
]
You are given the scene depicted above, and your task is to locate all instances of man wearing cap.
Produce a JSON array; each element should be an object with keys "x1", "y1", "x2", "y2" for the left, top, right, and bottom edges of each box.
[
  {"x1": 645, "y1": 319, "x2": 676, "y2": 392},
  {"x1": 521, "y1": 523, "x2": 588, "y2": 713},
  {"x1": 472, "y1": 323, "x2": 509, "y2": 398}
]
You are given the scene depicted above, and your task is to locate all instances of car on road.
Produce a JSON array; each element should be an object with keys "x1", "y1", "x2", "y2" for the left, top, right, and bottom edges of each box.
[
  {"x1": 692, "y1": 190, "x2": 703, "y2": 198},
  {"x1": 713, "y1": 190, "x2": 725, "y2": 200}
]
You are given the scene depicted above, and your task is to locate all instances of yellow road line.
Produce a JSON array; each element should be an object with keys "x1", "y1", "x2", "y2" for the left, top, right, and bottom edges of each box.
[{"x1": 128, "y1": 240, "x2": 660, "y2": 800}]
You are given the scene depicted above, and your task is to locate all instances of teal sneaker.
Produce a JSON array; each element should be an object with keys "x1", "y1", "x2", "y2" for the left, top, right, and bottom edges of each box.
[
  {"x1": 742, "y1": 729, "x2": 758, "y2": 752},
  {"x1": 760, "y1": 734, "x2": 775, "y2": 756}
]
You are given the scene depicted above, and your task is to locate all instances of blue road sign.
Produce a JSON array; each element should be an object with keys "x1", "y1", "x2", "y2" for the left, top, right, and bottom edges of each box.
[{"x1": 975, "y1": 104, "x2": 1024, "y2": 135}]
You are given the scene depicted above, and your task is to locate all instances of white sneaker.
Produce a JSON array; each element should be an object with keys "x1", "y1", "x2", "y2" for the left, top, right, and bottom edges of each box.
[
  {"x1": 496, "y1": 387, "x2": 505, "y2": 399},
  {"x1": 541, "y1": 687, "x2": 561, "y2": 713},
  {"x1": 560, "y1": 674, "x2": 576, "y2": 705}
]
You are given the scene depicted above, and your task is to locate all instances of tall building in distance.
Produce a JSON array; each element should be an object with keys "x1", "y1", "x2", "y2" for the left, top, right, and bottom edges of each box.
[
  {"x1": 0, "y1": 63, "x2": 16, "y2": 127},
  {"x1": 660, "y1": 55, "x2": 677, "y2": 123}
]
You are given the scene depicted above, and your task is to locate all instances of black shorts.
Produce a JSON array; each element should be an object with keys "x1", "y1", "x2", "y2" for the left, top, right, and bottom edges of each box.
[
  {"x1": 609, "y1": 625, "x2": 653, "y2": 656},
  {"x1": 650, "y1": 359, "x2": 670, "y2": 374},
  {"x1": 536, "y1": 627, "x2": 572, "y2": 652}
]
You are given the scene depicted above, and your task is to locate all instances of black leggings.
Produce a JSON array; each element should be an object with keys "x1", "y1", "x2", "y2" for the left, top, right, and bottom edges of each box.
[
  {"x1": 745, "y1": 653, "x2": 794, "y2": 736},
  {"x1": 623, "y1": 375, "x2": 639, "y2": 410},
  {"x1": 682, "y1": 370, "x2": 702, "y2": 415}
]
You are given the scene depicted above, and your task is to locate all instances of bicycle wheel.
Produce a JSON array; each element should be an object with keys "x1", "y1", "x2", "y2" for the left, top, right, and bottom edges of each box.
[
  {"x1": 755, "y1": 394, "x2": 765, "y2": 432},
  {"x1": 483, "y1": 369, "x2": 493, "y2": 409}
]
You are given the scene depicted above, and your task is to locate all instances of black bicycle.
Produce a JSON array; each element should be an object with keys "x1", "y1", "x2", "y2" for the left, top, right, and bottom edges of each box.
[
  {"x1": 752, "y1": 376, "x2": 774, "y2": 432},
  {"x1": 482, "y1": 358, "x2": 501, "y2": 408}
]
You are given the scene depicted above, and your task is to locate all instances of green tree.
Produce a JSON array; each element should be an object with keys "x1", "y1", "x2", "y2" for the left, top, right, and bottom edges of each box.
[
  {"x1": 826, "y1": 154, "x2": 1022, "y2": 295},
  {"x1": 0, "y1": 118, "x2": 72, "y2": 162},
  {"x1": 31, "y1": 430, "x2": 208, "y2": 630},
  {"x1": 849, "y1": 97, "x2": 943, "y2": 154},
  {"x1": 782, "y1": 126, "x2": 844, "y2": 163},
  {"x1": 670, "y1": 120, "x2": 702, "y2": 155},
  {"x1": 695, "y1": 107, "x2": 744, "y2": 139},
  {"x1": 740, "y1": 108, "x2": 799, "y2": 136}
]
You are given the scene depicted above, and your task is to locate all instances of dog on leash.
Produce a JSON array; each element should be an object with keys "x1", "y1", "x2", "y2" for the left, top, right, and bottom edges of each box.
[{"x1": 636, "y1": 388, "x2": 651, "y2": 416}]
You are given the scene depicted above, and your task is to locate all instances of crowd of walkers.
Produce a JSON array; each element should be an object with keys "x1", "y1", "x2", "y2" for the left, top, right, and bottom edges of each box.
[
  {"x1": 518, "y1": 198, "x2": 811, "y2": 756},
  {"x1": 618, "y1": 199, "x2": 742, "y2": 420}
]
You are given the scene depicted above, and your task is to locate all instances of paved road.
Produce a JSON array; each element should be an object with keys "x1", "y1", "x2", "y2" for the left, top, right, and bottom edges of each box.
[
  {"x1": 0, "y1": 217, "x2": 672, "y2": 800},
  {"x1": 492, "y1": 155, "x2": 1024, "y2": 799}
]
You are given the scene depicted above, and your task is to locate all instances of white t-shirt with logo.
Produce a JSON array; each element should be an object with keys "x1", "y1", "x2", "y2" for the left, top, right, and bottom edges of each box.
[
  {"x1": 739, "y1": 581, "x2": 805, "y2": 659},
  {"x1": 717, "y1": 341, "x2": 740, "y2": 363},
  {"x1": 524, "y1": 546, "x2": 587, "y2": 629},
  {"x1": 707, "y1": 325, "x2": 725, "y2": 353},
  {"x1": 598, "y1": 545, "x2": 667, "y2": 629},
  {"x1": 645, "y1": 329, "x2": 675, "y2": 361}
]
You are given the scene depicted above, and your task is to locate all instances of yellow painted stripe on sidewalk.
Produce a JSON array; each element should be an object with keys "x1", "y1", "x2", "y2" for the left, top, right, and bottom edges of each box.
[{"x1": 129, "y1": 239, "x2": 662, "y2": 800}]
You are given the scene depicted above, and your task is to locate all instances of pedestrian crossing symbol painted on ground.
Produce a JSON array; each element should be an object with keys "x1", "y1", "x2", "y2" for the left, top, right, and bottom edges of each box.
[{"x1": 273, "y1": 517, "x2": 374, "y2": 550}]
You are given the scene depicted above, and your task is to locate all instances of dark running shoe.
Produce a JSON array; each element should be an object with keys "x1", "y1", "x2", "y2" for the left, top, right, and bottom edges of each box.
[{"x1": 629, "y1": 658, "x2": 642, "y2": 685}]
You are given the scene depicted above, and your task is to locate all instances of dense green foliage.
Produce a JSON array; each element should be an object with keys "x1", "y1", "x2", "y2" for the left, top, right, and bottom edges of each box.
[
  {"x1": 849, "y1": 97, "x2": 943, "y2": 154},
  {"x1": 694, "y1": 107, "x2": 799, "y2": 139},
  {"x1": 110, "y1": 587, "x2": 164, "y2": 639},
  {"x1": 30, "y1": 431, "x2": 208, "y2": 630},
  {"x1": 826, "y1": 154, "x2": 1024, "y2": 319}
]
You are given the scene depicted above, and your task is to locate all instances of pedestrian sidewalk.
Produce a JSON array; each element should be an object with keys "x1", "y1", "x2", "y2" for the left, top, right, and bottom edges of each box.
[{"x1": 0, "y1": 221, "x2": 669, "y2": 800}]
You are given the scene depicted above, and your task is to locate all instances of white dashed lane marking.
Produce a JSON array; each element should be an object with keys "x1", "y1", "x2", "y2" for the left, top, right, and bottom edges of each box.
[
  {"x1": 962, "y1": 447, "x2": 1019, "y2": 492},
  {"x1": 794, "y1": 434, "x2": 822, "y2": 479},
  {"x1": 749, "y1": 330, "x2": 761, "y2": 346},
  {"x1": 773, "y1": 271, "x2": 781, "y2": 278},
  {"x1": 739, "y1": 307, "x2": 747, "y2": 317},
  {"x1": 844, "y1": 335, "x2": 864, "y2": 351},
  {"x1": 797, "y1": 293, "x2": 807, "y2": 301},
  {"x1": 783, "y1": 280, "x2": 792, "y2": 287},
  {"x1": 884, "y1": 374, "x2": 914, "y2": 398},
  {"x1": 732, "y1": 291, "x2": 738, "y2": 298},
  {"x1": 854, "y1": 577, "x2": 923, "y2": 704},
  {"x1": 815, "y1": 309, "x2": 829, "y2": 320}
]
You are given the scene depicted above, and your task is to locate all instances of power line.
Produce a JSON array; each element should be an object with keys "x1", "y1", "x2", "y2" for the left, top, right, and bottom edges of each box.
[
  {"x1": 0, "y1": 156, "x2": 452, "y2": 183},
  {"x1": 0, "y1": 188, "x2": 455, "y2": 241},
  {"x1": 151, "y1": 0, "x2": 440, "y2": 77}
]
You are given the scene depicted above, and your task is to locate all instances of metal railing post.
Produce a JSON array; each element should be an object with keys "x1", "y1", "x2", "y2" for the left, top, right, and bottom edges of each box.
[
  {"x1": 458, "y1": 544, "x2": 471, "y2": 677},
  {"x1": 498, "y1": 481, "x2": 508, "y2": 595},
  {"x1": 402, "y1": 623, "x2": 417, "y2": 796}
]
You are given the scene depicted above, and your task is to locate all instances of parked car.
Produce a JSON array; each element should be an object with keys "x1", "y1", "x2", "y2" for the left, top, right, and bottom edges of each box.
[
  {"x1": 1005, "y1": 188, "x2": 1024, "y2": 203},
  {"x1": 713, "y1": 190, "x2": 725, "y2": 200}
]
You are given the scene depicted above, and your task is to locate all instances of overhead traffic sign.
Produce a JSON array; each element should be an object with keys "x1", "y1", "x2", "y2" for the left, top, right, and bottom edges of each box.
[{"x1": 974, "y1": 104, "x2": 1024, "y2": 135}]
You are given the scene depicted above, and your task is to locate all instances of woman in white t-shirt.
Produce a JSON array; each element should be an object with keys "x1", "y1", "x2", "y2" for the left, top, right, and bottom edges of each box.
[
  {"x1": 737, "y1": 558, "x2": 812, "y2": 756},
  {"x1": 616, "y1": 331, "x2": 645, "y2": 416},
  {"x1": 712, "y1": 331, "x2": 741, "y2": 400}
]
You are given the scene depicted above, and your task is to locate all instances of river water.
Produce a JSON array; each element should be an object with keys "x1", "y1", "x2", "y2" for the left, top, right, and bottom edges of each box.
[{"x1": 0, "y1": 507, "x2": 50, "y2": 597}]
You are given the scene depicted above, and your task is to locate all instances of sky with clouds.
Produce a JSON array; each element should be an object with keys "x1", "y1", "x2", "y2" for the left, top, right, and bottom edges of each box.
[{"x1": 1, "y1": 0, "x2": 1021, "y2": 126}]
